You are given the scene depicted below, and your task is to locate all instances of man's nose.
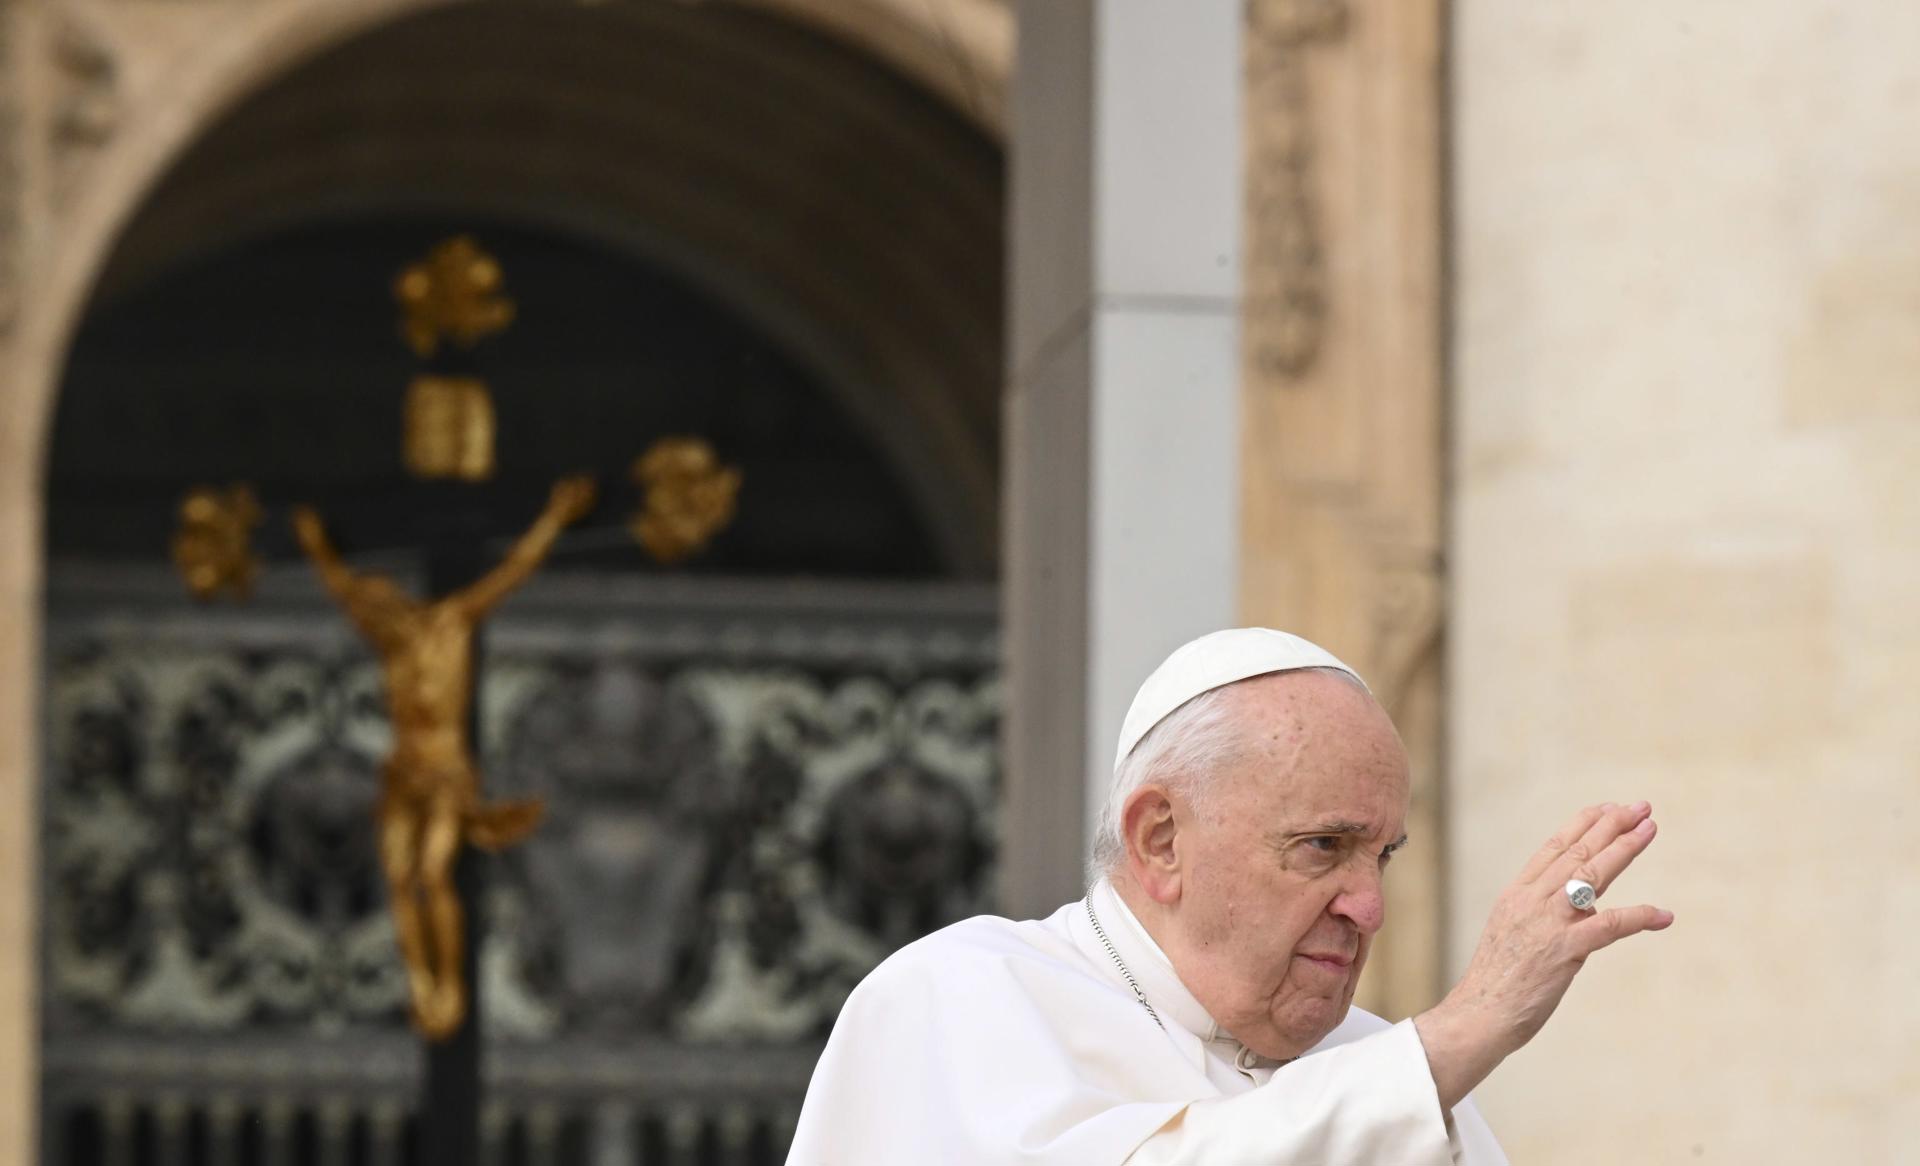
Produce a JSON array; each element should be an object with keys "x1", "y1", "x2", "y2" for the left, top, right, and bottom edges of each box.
[{"x1": 1330, "y1": 869, "x2": 1387, "y2": 934}]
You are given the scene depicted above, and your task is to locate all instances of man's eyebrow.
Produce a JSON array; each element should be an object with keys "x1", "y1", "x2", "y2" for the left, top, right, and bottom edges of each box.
[
  {"x1": 1266, "y1": 821, "x2": 1383, "y2": 846},
  {"x1": 1264, "y1": 823, "x2": 1411, "y2": 852},
  {"x1": 1305, "y1": 820, "x2": 1373, "y2": 836}
]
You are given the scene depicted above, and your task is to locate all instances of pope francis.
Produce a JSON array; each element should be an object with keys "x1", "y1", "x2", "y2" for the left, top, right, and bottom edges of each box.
[{"x1": 789, "y1": 629, "x2": 1673, "y2": 1164}]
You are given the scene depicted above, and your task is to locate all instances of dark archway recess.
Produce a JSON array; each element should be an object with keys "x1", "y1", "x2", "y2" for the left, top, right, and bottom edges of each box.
[
  {"x1": 39, "y1": 4, "x2": 1005, "y2": 1165},
  {"x1": 79, "y1": 0, "x2": 1005, "y2": 577},
  {"x1": 52, "y1": 215, "x2": 947, "y2": 579}
]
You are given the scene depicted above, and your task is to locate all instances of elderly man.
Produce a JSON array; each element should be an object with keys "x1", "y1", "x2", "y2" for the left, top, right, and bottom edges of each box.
[{"x1": 788, "y1": 629, "x2": 1673, "y2": 1163}]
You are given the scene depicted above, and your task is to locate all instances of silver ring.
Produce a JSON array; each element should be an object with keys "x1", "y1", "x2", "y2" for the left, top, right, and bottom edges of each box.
[{"x1": 1564, "y1": 879, "x2": 1597, "y2": 912}]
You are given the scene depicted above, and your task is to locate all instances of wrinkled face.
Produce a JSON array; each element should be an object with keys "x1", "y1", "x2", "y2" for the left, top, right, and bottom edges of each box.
[{"x1": 1164, "y1": 672, "x2": 1410, "y2": 1059}]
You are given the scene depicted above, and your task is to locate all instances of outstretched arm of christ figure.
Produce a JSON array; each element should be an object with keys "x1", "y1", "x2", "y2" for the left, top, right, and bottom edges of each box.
[
  {"x1": 292, "y1": 505, "x2": 402, "y2": 648},
  {"x1": 451, "y1": 475, "x2": 597, "y2": 619},
  {"x1": 292, "y1": 506, "x2": 355, "y2": 596}
]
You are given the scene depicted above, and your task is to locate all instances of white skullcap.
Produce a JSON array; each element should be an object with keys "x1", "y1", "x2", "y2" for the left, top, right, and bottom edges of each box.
[{"x1": 1113, "y1": 628, "x2": 1368, "y2": 771}]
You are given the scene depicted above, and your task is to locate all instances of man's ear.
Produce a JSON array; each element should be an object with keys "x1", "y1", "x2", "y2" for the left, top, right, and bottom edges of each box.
[{"x1": 1121, "y1": 784, "x2": 1183, "y2": 905}]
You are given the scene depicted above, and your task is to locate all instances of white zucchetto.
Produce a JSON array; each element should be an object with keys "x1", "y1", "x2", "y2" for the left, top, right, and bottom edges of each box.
[{"x1": 1113, "y1": 627, "x2": 1368, "y2": 771}]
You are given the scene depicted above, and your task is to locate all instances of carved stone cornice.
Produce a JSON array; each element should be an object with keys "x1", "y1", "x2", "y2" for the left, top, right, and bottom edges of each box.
[
  {"x1": 1244, "y1": 0, "x2": 1347, "y2": 381},
  {"x1": 1238, "y1": 0, "x2": 1448, "y2": 1017},
  {"x1": 0, "y1": 0, "x2": 21, "y2": 333},
  {"x1": 49, "y1": 4, "x2": 119, "y2": 205},
  {"x1": 1363, "y1": 545, "x2": 1444, "y2": 719}
]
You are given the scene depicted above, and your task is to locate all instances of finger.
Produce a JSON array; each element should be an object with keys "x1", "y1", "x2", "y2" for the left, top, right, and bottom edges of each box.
[
  {"x1": 1566, "y1": 815, "x2": 1659, "y2": 897},
  {"x1": 1572, "y1": 903, "x2": 1675, "y2": 956},
  {"x1": 1547, "y1": 801, "x2": 1651, "y2": 887},
  {"x1": 1518, "y1": 804, "x2": 1610, "y2": 882}
]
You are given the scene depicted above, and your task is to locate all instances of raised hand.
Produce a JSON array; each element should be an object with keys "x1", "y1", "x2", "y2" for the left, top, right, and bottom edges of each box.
[{"x1": 1416, "y1": 801, "x2": 1674, "y2": 1109}]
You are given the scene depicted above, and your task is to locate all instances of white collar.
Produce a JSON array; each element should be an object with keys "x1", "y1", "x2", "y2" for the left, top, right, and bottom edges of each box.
[{"x1": 1087, "y1": 877, "x2": 1226, "y2": 1043}]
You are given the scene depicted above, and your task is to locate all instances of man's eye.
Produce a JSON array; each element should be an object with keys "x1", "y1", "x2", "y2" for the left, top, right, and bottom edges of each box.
[{"x1": 1305, "y1": 836, "x2": 1340, "y2": 853}]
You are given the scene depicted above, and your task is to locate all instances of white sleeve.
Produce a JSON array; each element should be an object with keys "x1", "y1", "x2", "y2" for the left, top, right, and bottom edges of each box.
[
  {"x1": 1446, "y1": 1093, "x2": 1509, "y2": 1165},
  {"x1": 1123, "y1": 1020, "x2": 1462, "y2": 1166}
]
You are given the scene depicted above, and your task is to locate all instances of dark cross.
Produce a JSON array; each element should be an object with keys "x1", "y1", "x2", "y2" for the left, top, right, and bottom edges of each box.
[{"x1": 419, "y1": 513, "x2": 488, "y2": 1166}]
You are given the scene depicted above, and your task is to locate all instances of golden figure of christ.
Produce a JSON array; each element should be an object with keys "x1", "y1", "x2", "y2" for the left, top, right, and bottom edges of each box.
[{"x1": 292, "y1": 476, "x2": 597, "y2": 1039}]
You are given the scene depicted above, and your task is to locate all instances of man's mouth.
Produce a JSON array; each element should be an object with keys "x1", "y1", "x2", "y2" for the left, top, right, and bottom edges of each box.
[{"x1": 1297, "y1": 951, "x2": 1354, "y2": 971}]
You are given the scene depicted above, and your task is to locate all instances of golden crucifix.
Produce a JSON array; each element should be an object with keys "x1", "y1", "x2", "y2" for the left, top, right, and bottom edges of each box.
[
  {"x1": 274, "y1": 236, "x2": 738, "y2": 1044},
  {"x1": 293, "y1": 477, "x2": 595, "y2": 1038}
]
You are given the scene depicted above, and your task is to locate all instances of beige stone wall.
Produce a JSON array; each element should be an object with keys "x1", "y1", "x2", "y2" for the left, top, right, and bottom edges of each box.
[{"x1": 1452, "y1": 4, "x2": 1920, "y2": 1162}]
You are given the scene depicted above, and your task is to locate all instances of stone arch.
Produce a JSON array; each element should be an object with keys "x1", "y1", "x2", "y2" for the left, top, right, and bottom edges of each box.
[
  {"x1": 18, "y1": 0, "x2": 1010, "y2": 490},
  {"x1": 76, "y1": 1, "x2": 1007, "y2": 575}
]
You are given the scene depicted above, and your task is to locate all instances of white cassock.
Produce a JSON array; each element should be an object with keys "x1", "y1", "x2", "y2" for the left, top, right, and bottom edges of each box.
[{"x1": 789, "y1": 878, "x2": 1506, "y2": 1165}]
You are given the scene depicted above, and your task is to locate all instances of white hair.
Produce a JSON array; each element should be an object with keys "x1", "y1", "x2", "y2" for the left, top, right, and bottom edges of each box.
[{"x1": 1087, "y1": 666, "x2": 1369, "y2": 883}]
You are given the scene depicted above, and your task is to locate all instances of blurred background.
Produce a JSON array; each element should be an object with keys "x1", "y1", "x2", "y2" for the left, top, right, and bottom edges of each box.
[{"x1": 0, "y1": 1, "x2": 1913, "y2": 1163}]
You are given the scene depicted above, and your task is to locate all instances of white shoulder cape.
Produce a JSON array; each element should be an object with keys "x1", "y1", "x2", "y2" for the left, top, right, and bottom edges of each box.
[{"x1": 788, "y1": 897, "x2": 1506, "y2": 1165}]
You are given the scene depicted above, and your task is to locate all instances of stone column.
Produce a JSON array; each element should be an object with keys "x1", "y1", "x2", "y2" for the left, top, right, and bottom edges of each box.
[
  {"x1": 0, "y1": 2, "x2": 39, "y2": 1163},
  {"x1": 1002, "y1": 0, "x2": 1244, "y2": 917},
  {"x1": 1237, "y1": 0, "x2": 1447, "y2": 1021}
]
